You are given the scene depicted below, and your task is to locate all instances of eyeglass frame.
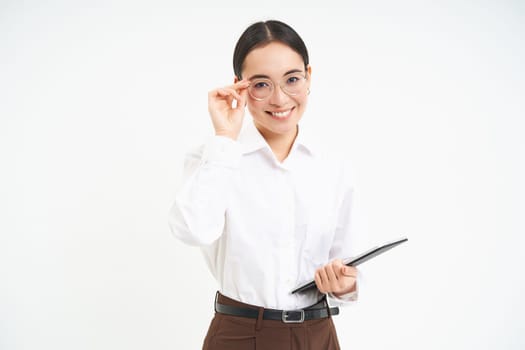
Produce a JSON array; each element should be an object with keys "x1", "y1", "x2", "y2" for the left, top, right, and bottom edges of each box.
[{"x1": 243, "y1": 70, "x2": 309, "y2": 101}]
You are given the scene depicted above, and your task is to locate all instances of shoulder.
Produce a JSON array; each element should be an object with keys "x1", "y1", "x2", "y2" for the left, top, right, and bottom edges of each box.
[
  {"x1": 184, "y1": 135, "x2": 241, "y2": 161},
  {"x1": 298, "y1": 121, "x2": 356, "y2": 187},
  {"x1": 187, "y1": 144, "x2": 205, "y2": 158},
  {"x1": 310, "y1": 144, "x2": 356, "y2": 190}
]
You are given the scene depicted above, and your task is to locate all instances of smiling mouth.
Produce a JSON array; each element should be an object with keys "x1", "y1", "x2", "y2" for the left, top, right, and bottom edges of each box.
[{"x1": 266, "y1": 107, "x2": 294, "y2": 119}]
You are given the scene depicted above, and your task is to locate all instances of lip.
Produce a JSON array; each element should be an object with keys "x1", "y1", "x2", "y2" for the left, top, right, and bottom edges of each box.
[{"x1": 266, "y1": 107, "x2": 295, "y2": 120}]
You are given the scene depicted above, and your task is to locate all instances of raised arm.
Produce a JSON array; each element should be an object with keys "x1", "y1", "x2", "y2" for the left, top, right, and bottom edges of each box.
[{"x1": 168, "y1": 80, "x2": 249, "y2": 246}]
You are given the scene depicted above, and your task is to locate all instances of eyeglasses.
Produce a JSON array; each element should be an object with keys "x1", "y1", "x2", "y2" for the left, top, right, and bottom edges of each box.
[{"x1": 248, "y1": 72, "x2": 308, "y2": 101}]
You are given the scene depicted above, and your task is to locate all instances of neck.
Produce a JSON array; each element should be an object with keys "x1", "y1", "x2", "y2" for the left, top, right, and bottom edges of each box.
[{"x1": 257, "y1": 124, "x2": 299, "y2": 162}]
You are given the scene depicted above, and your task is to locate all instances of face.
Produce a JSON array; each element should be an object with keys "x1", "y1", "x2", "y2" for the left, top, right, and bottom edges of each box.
[{"x1": 237, "y1": 41, "x2": 311, "y2": 140}]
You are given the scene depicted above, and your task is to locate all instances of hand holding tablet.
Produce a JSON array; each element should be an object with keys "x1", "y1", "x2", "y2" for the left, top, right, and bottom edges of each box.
[{"x1": 291, "y1": 237, "x2": 408, "y2": 294}]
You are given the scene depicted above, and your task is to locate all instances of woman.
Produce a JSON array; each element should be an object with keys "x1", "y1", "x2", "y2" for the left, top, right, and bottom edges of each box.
[{"x1": 169, "y1": 20, "x2": 360, "y2": 350}]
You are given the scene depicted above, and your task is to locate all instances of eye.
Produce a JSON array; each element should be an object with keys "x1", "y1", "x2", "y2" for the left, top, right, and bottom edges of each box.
[
  {"x1": 252, "y1": 81, "x2": 270, "y2": 89},
  {"x1": 286, "y1": 75, "x2": 301, "y2": 85}
]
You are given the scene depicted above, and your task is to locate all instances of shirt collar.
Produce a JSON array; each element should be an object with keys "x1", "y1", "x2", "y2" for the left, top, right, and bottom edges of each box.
[{"x1": 238, "y1": 119, "x2": 316, "y2": 157}]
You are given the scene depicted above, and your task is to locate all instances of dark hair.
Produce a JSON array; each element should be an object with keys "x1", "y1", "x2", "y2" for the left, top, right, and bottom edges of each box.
[{"x1": 233, "y1": 20, "x2": 309, "y2": 79}]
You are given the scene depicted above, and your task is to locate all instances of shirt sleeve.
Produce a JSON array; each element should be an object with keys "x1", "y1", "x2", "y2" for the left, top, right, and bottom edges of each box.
[
  {"x1": 168, "y1": 135, "x2": 242, "y2": 246},
  {"x1": 326, "y1": 161, "x2": 365, "y2": 306}
]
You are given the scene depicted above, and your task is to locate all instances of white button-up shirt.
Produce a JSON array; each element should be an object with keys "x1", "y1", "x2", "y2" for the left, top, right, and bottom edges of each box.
[{"x1": 169, "y1": 120, "x2": 360, "y2": 310}]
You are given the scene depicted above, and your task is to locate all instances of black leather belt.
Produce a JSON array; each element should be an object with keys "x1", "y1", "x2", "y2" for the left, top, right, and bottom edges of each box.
[{"x1": 215, "y1": 300, "x2": 339, "y2": 323}]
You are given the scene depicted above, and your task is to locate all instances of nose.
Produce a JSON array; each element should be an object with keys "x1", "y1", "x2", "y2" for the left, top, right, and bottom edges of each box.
[{"x1": 268, "y1": 84, "x2": 288, "y2": 106}]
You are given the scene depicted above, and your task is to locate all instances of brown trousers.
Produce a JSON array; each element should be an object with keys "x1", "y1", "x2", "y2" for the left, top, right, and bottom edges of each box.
[{"x1": 203, "y1": 292, "x2": 341, "y2": 350}]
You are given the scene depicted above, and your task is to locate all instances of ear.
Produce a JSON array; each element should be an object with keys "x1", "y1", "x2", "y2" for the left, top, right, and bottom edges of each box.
[
  {"x1": 306, "y1": 64, "x2": 312, "y2": 89},
  {"x1": 234, "y1": 76, "x2": 240, "y2": 84}
]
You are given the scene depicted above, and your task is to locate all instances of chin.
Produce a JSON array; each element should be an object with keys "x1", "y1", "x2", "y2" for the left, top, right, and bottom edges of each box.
[{"x1": 260, "y1": 119, "x2": 300, "y2": 136}]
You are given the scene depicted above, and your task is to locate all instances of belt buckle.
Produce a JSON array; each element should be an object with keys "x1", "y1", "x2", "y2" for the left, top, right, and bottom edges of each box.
[{"x1": 282, "y1": 310, "x2": 305, "y2": 323}]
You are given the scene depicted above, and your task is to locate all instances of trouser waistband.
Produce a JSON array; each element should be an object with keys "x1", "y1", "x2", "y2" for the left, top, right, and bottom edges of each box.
[{"x1": 214, "y1": 292, "x2": 339, "y2": 323}]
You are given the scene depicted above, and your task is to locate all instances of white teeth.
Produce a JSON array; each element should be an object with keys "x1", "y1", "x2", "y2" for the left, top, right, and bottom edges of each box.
[{"x1": 271, "y1": 109, "x2": 292, "y2": 118}]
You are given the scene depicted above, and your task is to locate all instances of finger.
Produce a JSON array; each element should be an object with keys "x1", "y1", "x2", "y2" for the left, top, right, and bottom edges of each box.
[
  {"x1": 326, "y1": 263, "x2": 340, "y2": 291},
  {"x1": 314, "y1": 270, "x2": 326, "y2": 294},
  {"x1": 236, "y1": 88, "x2": 248, "y2": 109},
  {"x1": 341, "y1": 265, "x2": 357, "y2": 278},
  {"x1": 223, "y1": 80, "x2": 250, "y2": 95},
  {"x1": 229, "y1": 79, "x2": 251, "y2": 90},
  {"x1": 318, "y1": 266, "x2": 329, "y2": 290},
  {"x1": 215, "y1": 88, "x2": 242, "y2": 101},
  {"x1": 332, "y1": 258, "x2": 344, "y2": 269},
  {"x1": 226, "y1": 95, "x2": 234, "y2": 109}
]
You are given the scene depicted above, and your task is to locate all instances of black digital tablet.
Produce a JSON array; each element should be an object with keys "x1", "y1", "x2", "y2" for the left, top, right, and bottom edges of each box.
[{"x1": 290, "y1": 237, "x2": 408, "y2": 294}]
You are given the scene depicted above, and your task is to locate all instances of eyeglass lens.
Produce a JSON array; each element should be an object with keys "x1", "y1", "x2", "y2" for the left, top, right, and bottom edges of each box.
[{"x1": 249, "y1": 72, "x2": 306, "y2": 100}]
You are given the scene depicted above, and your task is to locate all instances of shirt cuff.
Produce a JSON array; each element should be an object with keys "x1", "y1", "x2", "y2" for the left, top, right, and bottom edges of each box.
[
  {"x1": 201, "y1": 135, "x2": 242, "y2": 169},
  {"x1": 327, "y1": 268, "x2": 363, "y2": 305},
  {"x1": 328, "y1": 289, "x2": 358, "y2": 302}
]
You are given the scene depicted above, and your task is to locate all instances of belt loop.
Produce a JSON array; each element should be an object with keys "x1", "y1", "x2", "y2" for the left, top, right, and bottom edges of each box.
[
  {"x1": 255, "y1": 307, "x2": 264, "y2": 331},
  {"x1": 214, "y1": 291, "x2": 219, "y2": 313}
]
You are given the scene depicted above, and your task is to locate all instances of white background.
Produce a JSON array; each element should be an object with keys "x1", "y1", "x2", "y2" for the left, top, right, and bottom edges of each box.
[{"x1": 1, "y1": 1, "x2": 524, "y2": 349}]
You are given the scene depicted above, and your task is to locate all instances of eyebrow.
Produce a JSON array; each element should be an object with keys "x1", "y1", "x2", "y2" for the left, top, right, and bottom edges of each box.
[{"x1": 247, "y1": 69, "x2": 303, "y2": 80}]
